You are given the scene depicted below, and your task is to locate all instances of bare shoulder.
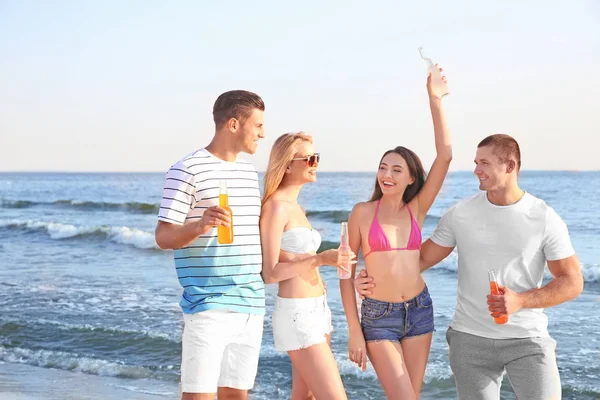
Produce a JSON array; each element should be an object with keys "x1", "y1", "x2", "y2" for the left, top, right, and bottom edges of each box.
[
  {"x1": 408, "y1": 197, "x2": 422, "y2": 220},
  {"x1": 351, "y1": 201, "x2": 375, "y2": 217},
  {"x1": 262, "y1": 198, "x2": 290, "y2": 217}
]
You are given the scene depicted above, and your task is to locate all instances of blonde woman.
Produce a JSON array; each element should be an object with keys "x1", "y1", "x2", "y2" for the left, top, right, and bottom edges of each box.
[{"x1": 260, "y1": 132, "x2": 356, "y2": 400}]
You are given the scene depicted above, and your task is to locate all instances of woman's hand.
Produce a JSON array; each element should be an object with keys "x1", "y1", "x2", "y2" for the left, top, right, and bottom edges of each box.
[
  {"x1": 354, "y1": 269, "x2": 375, "y2": 299},
  {"x1": 318, "y1": 248, "x2": 357, "y2": 272},
  {"x1": 426, "y1": 63, "x2": 448, "y2": 100},
  {"x1": 348, "y1": 330, "x2": 368, "y2": 371}
]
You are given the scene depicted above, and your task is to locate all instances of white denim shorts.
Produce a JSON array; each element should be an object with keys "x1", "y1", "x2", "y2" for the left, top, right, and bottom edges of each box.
[
  {"x1": 272, "y1": 294, "x2": 333, "y2": 352},
  {"x1": 181, "y1": 309, "x2": 264, "y2": 394}
]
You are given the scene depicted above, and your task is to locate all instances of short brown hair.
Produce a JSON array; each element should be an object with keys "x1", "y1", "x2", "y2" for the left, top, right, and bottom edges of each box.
[
  {"x1": 213, "y1": 90, "x2": 265, "y2": 128},
  {"x1": 477, "y1": 134, "x2": 522, "y2": 171}
]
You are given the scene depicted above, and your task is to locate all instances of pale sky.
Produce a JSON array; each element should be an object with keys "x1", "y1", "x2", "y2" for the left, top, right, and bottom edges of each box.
[{"x1": 1, "y1": 1, "x2": 599, "y2": 172}]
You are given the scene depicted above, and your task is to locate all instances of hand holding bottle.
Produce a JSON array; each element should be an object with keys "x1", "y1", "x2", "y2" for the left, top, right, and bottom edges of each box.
[
  {"x1": 419, "y1": 47, "x2": 449, "y2": 99},
  {"x1": 318, "y1": 248, "x2": 356, "y2": 273},
  {"x1": 217, "y1": 180, "x2": 234, "y2": 244},
  {"x1": 487, "y1": 269, "x2": 508, "y2": 324}
]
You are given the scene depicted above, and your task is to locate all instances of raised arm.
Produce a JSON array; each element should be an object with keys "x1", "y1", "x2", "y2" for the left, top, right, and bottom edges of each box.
[
  {"x1": 413, "y1": 70, "x2": 452, "y2": 220},
  {"x1": 260, "y1": 200, "x2": 349, "y2": 284},
  {"x1": 340, "y1": 202, "x2": 368, "y2": 371}
]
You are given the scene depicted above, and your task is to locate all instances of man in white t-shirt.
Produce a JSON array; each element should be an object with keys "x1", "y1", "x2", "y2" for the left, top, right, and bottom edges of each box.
[
  {"x1": 155, "y1": 90, "x2": 266, "y2": 400},
  {"x1": 355, "y1": 134, "x2": 583, "y2": 399}
]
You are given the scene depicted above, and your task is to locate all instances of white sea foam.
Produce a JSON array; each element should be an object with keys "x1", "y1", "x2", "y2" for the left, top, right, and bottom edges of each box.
[
  {"x1": 0, "y1": 219, "x2": 159, "y2": 250},
  {"x1": 109, "y1": 384, "x2": 177, "y2": 397},
  {"x1": 0, "y1": 346, "x2": 153, "y2": 379},
  {"x1": 581, "y1": 263, "x2": 600, "y2": 283}
]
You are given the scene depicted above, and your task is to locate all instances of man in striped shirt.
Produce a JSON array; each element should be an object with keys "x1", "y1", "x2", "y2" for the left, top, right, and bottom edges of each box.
[{"x1": 155, "y1": 90, "x2": 266, "y2": 400}]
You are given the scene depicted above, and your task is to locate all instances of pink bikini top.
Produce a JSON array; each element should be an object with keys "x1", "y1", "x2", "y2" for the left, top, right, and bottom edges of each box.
[{"x1": 364, "y1": 200, "x2": 422, "y2": 258}]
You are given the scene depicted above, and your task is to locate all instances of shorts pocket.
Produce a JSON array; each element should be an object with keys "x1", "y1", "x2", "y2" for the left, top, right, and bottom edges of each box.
[
  {"x1": 291, "y1": 308, "x2": 318, "y2": 334},
  {"x1": 361, "y1": 302, "x2": 389, "y2": 320},
  {"x1": 416, "y1": 292, "x2": 433, "y2": 308}
]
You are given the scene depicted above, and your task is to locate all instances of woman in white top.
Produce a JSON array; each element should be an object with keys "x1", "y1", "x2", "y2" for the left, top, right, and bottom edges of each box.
[{"x1": 260, "y1": 132, "x2": 356, "y2": 400}]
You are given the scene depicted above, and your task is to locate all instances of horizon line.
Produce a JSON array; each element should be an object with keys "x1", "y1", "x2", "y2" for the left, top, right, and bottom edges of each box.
[{"x1": 0, "y1": 169, "x2": 598, "y2": 174}]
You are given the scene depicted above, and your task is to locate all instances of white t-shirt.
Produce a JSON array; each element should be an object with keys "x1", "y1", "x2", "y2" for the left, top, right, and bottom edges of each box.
[{"x1": 430, "y1": 192, "x2": 575, "y2": 339}]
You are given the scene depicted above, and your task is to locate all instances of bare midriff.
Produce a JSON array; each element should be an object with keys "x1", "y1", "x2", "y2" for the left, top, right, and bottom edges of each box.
[
  {"x1": 365, "y1": 250, "x2": 425, "y2": 302},
  {"x1": 277, "y1": 251, "x2": 325, "y2": 298}
]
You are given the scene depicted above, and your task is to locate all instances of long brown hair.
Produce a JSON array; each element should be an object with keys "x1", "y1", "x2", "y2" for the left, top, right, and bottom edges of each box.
[
  {"x1": 262, "y1": 132, "x2": 313, "y2": 205},
  {"x1": 369, "y1": 146, "x2": 426, "y2": 204}
]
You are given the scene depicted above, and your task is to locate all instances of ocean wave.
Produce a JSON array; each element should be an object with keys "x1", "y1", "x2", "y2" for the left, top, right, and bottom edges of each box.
[
  {"x1": 5, "y1": 216, "x2": 595, "y2": 282},
  {"x1": 307, "y1": 209, "x2": 441, "y2": 224},
  {"x1": 580, "y1": 264, "x2": 600, "y2": 284},
  {"x1": 0, "y1": 319, "x2": 181, "y2": 380},
  {"x1": 0, "y1": 199, "x2": 35, "y2": 208},
  {"x1": 1, "y1": 198, "x2": 158, "y2": 214},
  {"x1": 306, "y1": 210, "x2": 351, "y2": 223},
  {"x1": 1, "y1": 199, "x2": 445, "y2": 228},
  {"x1": 431, "y1": 254, "x2": 600, "y2": 283},
  {"x1": 0, "y1": 346, "x2": 159, "y2": 379},
  {"x1": 0, "y1": 219, "x2": 158, "y2": 250},
  {"x1": 318, "y1": 240, "x2": 340, "y2": 252},
  {"x1": 1, "y1": 317, "x2": 179, "y2": 343},
  {"x1": 540, "y1": 263, "x2": 599, "y2": 283},
  {"x1": 108, "y1": 384, "x2": 177, "y2": 397},
  {"x1": 430, "y1": 251, "x2": 459, "y2": 273}
]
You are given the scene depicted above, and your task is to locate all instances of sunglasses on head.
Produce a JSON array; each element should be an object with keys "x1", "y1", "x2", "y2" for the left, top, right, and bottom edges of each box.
[{"x1": 291, "y1": 153, "x2": 320, "y2": 167}]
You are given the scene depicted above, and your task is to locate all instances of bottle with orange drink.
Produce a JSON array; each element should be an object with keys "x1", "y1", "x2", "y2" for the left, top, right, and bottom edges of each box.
[
  {"x1": 488, "y1": 269, "x2": 508, "y2": 324},
  {"x1": 217, "y1": 180, "x2": 234, "y2": 244}
]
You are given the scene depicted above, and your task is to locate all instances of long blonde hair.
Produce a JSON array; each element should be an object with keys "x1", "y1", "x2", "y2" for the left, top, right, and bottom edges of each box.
[{"x1": 262, "y1": 132, "x2": 313, "y2": 205}]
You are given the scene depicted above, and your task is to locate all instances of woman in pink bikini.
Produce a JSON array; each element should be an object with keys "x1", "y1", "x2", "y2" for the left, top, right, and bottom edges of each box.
[{"x1": 340, "y1": 69, "x2": 452, "y2": 400}]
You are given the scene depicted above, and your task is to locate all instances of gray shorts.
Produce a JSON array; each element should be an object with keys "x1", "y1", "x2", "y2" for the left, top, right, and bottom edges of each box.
[{"x1": 446, "y1": 327, "x2": 561, "y2": 400}]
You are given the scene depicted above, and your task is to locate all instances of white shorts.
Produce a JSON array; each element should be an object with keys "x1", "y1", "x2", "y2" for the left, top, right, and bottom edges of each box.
[
  {"x1": 181, "y1": 310, "x2": 264, "y2": 393},
  {"x1": 272, "y1": 294, "x2": 333, "y2": 352}
]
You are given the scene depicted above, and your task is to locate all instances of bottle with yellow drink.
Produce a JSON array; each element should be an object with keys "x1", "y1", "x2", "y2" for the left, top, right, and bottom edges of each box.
[{"x1": 217, "y1": 180, "x2": 234, "y2": 244}]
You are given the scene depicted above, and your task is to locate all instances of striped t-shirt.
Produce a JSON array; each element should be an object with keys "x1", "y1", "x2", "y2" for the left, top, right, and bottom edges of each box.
[{"x1": 158, "y1": 148, "x2": 265, "y2": 315}]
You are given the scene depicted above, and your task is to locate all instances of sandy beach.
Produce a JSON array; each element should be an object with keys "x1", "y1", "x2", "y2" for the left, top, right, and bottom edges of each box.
[{"x1": 0, "y1": 362, "x2": 179, "y2": 400}]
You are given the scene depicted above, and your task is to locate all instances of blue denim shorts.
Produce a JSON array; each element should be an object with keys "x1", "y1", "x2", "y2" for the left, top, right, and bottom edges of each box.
[{"x1": 360, "y1": 285, "x2": 434, "y2": 342}]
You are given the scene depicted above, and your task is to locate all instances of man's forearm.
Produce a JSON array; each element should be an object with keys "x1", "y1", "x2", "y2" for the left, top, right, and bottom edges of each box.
[
  {"x1": 419, "y1": 239, "x2": 454, "y2": 273},
  {"x1": 419, "y1": 258, "x2": 434, "y2": 273},
  {"x1": 519, "y1": 274, "x2": 584, "y2": 309},
  {"x1": 155, "y1": 221, "x2": 206, "y2": 250}
]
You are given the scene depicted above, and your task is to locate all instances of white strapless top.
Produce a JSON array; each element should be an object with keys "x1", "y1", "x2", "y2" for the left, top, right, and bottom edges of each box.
[{"x1": 281, "y1": 227, "x2": 322, "y2": 254}]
